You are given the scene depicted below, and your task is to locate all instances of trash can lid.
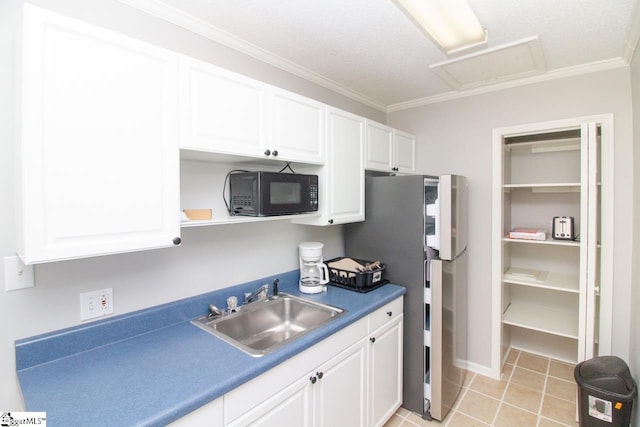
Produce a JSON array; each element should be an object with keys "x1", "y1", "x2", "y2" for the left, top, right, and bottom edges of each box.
[{"x1": 575, "y1": 356, "x2": 637, "y2": 398}]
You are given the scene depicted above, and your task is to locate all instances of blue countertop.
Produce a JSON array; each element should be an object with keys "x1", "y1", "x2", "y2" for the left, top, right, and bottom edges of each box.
[{"x1": 16, "y1": 271, "x2": 405, "y2": 426}]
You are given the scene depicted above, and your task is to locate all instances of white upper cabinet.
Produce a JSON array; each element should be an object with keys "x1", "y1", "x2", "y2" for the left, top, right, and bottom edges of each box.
[
  {"x1": 365, "y1": 121, "x2": 416, "y2": 174},
  {"x1": 365, "y1": 121, "x2": 394, "y2": 171},
  {"x1": 179, "y1": 59, "x2": 324, "y2": 164},
  {"x1": 179, "y1": 56, "x2": 268, "y2": 158},
  {"x1": 269, "y1": 87, "x2": 325, "y2": 164},
  {"x1": 18, "y1": 5, "x2": 181, "y2": 264},
  {"x1": 393, "y1": 129, "x2": 417, "y2": 174},
  {"x1": 293, "y1": 107, "x2": 364, "y2": 226}
]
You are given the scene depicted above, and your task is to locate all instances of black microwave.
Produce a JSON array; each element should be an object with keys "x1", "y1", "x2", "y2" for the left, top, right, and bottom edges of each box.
[{"x1": 229, "y1": 171, "x2": 319, "y2": 216}]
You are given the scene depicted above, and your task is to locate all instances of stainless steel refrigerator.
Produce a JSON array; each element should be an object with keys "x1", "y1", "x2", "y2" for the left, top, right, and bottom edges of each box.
[{"x1": 344, "y1": 174, "x2": 468, "y2": 421}]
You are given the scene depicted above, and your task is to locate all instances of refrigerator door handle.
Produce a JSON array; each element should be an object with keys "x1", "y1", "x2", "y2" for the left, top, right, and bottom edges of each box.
[
  {"x1": 439, "y1": 176, "x2": 452, "y2": 260},
  {"x1": 438, "y1": 175, "x2": 468, "y2": 261}
]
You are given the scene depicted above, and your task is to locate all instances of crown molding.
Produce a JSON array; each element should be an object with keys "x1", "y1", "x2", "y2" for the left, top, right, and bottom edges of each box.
[
  {"x1": 386, "y1": 57, "x2": 629, "y2": 112},
  {"x1": 117, "y1": 0, "x2": 631, "y2": 116},
  {"x1": 117, "y1": 0, "x2": 387, "y2": 112},
  {"x1": 623, "y1": 0, "x2": 640, "y2": 63}
]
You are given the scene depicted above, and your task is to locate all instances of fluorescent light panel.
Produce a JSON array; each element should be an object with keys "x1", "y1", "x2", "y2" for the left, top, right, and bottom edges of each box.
[{"x1": 395, "y1": 0, "x2": 487, "y2": 53}]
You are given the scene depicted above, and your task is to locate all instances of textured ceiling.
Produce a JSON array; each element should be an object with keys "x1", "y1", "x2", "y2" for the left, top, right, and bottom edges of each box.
[{"x1": 128, "y1": 0, "x2": 637, "y2": 111}]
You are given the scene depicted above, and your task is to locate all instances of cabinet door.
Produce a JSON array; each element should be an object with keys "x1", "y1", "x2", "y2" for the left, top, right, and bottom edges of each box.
[
  {"x1": 226, "y1": 376, "x2": 313, "y2": 427},
  {"x1": 314, "y1": 340, "x2": 367, "y2": 427},
  {"x1": 326, "y1": 109, "x2": 364, "y2": 224},
  {"x1": 290, "y1": 108, "x2": 364, "y2": 226},
  {"x1": 394, "y1": 130, "x2": 416, "y2": 174},
  {"x1": 365, "y1": 121, "x2": 394, "y2": 172},
  {"x1": 270, "y1": 87, "x2": 325, "y2": 164},
  {"x1": 179, "y1": 56, "x2": 268, "y2": 157},
  {"x1": 19, "y1": 5, "x2": 180, "y2": 264},
  {"x1": 370, "y1": 315, "x2": 403, "y2": 427}
]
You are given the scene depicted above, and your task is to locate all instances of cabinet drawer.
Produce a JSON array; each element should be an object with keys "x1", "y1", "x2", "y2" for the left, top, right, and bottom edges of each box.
[{"x1": 369, "y1": 297, "x2": 403, "y2": 333}]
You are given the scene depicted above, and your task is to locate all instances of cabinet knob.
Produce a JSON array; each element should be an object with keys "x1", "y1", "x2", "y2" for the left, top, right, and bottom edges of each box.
[
  {"x1": 264, "y1": 149, "x2": 271, "y2": 156},
  {"x1": 387, "y1": 311, "x2": 393, "y2": 317},
  {"x1": 309, "y1": 376, "x2": 317, "y2": 384},
  {"x1": 272, "y1": 150, "x2": 278, "y2": 157},
  {"x1": 370, "y1": 337, "x2": 376, "y2": 343},
  {"x1": 316, "y1": 371, "x2": 323, "y2": 379},
  {"x1": 172, "y1": 237, "x2": 182, "y2": 245},
  {"x1": 328, "y1": 219, "x2": 334, "y2": 224}
]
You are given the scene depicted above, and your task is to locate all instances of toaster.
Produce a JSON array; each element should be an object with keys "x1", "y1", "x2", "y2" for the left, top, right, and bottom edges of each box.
[{"x1": 552, "y1": 216, "x2": 575, "y2": 240}]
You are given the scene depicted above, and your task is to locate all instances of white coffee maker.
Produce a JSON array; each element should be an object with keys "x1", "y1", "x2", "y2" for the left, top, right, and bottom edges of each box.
[{"x1": 298, "y1": 242, "x2": 329, "y2": 294}]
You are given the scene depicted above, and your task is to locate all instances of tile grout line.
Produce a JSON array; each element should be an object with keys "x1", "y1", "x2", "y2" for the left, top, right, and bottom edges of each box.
[
  {"x1": 490, "y1": 349, "x2": 521, "y2": 426},
  {"x1": 444, "y1": 376, "x2": 473, "y2": 426},
  {"x1": 535, "y1": 358, "x2": 551, "y2": 427}
]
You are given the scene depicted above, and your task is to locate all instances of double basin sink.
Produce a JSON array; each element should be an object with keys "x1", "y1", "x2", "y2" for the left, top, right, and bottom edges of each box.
[{"x1": 192, "y1": 293, "x2": 345, "y2": 357}]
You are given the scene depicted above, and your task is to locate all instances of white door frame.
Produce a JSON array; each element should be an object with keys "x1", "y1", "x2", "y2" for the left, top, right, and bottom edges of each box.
[{"x1": 490, "y1": 114, "x2": 614, "y2": 379}]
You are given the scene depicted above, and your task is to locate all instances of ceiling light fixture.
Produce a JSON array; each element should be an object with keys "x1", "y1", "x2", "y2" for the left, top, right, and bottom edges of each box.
[{"x1": 393, "y1": 0, "x2": 488, "y2": 54}]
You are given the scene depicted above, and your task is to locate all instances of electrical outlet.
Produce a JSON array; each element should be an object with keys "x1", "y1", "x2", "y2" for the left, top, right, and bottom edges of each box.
[{"x1": 80, "y1": 288, "x2": 113, "y2": 321}]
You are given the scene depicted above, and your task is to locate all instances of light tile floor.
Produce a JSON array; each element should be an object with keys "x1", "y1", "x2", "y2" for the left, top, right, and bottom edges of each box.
[{"x1": 385, "y1": 350, "x2": 578, "y2": 426}]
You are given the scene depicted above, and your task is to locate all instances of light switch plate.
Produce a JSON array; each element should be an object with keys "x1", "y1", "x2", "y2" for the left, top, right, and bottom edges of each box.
[{"x1": 4, "y1": 256, "x2": 35, "y2": 291}]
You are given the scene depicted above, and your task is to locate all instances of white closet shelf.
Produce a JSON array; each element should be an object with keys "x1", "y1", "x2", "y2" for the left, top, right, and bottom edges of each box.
[
  {"x1": 503, "y1": 302, "x2": 579, "y2": 339},
  {"x1": 503, "y1": 183, "x2": 580, "y2": 193},
  {"x1": 504, "y1": 137, "x2": 580, "y2": 152},
  {"x1": 503, "y1": 268, "x2": 579, "y2": 293},
  {"x1": 503, "y1": 236, "x2": 580, "y2": 247}
]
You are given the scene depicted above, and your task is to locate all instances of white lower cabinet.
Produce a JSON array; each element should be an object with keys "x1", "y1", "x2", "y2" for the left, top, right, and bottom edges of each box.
[
  {"x1": 202, "y1": 298, "x2": 404, "y2": 427},
  {"x1": 227, "y1": 374, "x2": 313, "y2": 427},
  {"x1": 369, "y1": 313, "x2": 403, "y2": 427},
  {"x1": 227, "y1": 339, "x2": 367, "y2": 427},
  {"x1": 313, "y1": 341, "x2": 368, "y2": 427}
]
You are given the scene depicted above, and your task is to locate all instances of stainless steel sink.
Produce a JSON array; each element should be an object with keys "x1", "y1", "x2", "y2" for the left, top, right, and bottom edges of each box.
[{"x1": 192, "y1": 293, "x2": 345, "y2": 357}]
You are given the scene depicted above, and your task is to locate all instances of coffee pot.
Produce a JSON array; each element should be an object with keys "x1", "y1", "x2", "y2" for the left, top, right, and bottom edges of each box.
[{"x1": 298, "y1": 242, "x2": 329, "y2": 294}]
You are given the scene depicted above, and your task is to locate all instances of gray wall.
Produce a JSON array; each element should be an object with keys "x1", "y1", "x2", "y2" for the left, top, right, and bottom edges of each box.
[
  {"x1": 3, "y1": 0, "x2": 638, "y2": 417},
  {"x1": 629, "y1": 39, "x2": 640, "y2": 427},
  {"x1": 0, "y1": 0, "x2": 382, "y2": 409},
  {"x1": 387, "y1": 67, "x2": 635, "y2": 372}
]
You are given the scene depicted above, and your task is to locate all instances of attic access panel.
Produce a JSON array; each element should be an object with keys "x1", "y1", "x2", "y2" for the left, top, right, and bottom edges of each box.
[{"x1": 430, "y1": 36, "x2": 547, "y2": 90}]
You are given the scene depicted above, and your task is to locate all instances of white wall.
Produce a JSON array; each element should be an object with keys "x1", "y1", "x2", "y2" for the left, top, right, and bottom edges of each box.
[
  {"x1": 0, "y1": 0, "x2": 383, "y2": 409},
  {"x1": 387, "y1": 67, "x2": 635, "y2": 371},
  {"x1": 629, "y1": 38, "x2": 640, "y2": 427}
]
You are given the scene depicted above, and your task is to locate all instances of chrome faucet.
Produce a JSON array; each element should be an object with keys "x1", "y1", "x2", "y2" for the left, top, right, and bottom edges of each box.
[
  {"x1": 244, "y1": 284, "x2": 269, "y2": 304},
  {"x1": 207, "y1": 304, "x2": 224, "y2": 318}
]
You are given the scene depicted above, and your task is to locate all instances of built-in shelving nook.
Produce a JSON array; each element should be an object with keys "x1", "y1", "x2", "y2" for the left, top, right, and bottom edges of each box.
[{"x1": 491, "y1": 115, "x2": 614, "y2": 379}]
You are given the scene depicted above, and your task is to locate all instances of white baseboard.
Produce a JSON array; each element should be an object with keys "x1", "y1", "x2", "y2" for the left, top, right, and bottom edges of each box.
[{"x1": 465, "y1": 360, "x2": 495, "y2": 379}]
